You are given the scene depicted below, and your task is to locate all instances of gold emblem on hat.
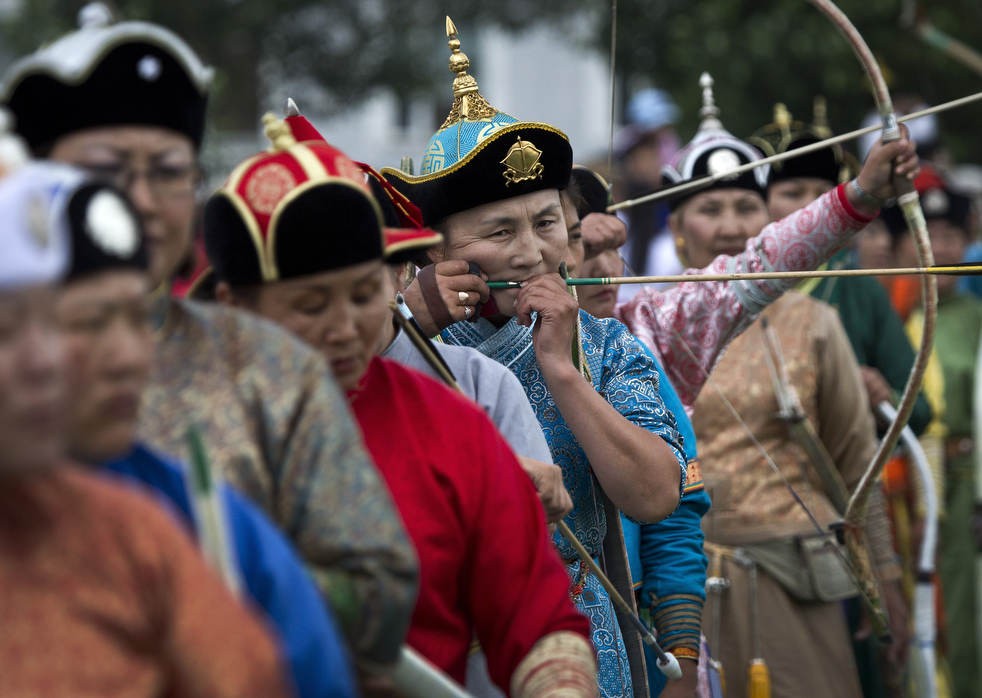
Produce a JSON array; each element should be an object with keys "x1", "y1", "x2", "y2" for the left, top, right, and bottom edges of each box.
[{"x1": 501, "y1": 137, "x2": 544, "y2": 186}]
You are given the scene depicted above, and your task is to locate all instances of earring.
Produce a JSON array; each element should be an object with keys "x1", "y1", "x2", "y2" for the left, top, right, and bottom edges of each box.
[{"x1": 674, "y1": 236, "x2": 690, "y2": 268}]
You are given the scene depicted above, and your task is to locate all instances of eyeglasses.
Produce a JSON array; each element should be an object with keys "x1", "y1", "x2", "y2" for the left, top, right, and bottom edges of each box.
[{"x1": 78, "y1": 162, "x2": 200, "y2": 200}]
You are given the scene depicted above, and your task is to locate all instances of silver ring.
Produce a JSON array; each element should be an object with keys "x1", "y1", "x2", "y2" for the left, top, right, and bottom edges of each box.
[
  {"x1": 458, "y1": 291, "x2": 469, "y2": 305},
  {"x1": 463, "y1": 306, "x2": 474, "y2": 319}
]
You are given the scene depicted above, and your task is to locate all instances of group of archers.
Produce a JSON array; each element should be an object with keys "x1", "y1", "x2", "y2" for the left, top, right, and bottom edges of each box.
[{"x1": 2, "y1": 3, "x2": 981, "y2": 698}]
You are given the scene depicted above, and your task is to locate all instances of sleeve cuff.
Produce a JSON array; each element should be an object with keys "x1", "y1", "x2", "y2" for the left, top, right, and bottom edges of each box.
[{"x1": 836, "y1": 182, "x2": 879, "y2": 224}]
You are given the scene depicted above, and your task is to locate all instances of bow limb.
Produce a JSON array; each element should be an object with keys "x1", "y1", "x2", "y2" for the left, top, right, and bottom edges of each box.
[
  {"x1": 805, "y1": 0, "x2": 937, "y2": 525},
  {"x1": 808, "y1": 0, "x2": 938, "y2": 639}
]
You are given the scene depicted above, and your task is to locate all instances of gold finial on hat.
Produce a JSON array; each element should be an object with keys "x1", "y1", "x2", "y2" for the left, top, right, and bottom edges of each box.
[
  {"x1": 812, "y1": 96, "x2": 832, "y2": 138},
  {"x1": 262, "y1": 112, "x2": 296, "y2": 151},
  {"x1": 697, "y1": 72, "x2": 722, "y2": 132},
  {"x1": 774, "y1": 103, "x2": 792, "y2": 141},
  {"x1": 440, "y1": 16, "x2": 498, "y2": 129}
]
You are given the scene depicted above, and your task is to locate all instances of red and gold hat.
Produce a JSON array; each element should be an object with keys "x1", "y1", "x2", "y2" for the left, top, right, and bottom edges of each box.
[{"x1": 204, "y1": 111, "x2": 439, "y2": 286}]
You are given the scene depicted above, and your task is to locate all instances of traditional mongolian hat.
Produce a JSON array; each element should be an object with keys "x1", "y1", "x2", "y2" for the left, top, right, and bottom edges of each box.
[
  {"x1": 0, "y1": 160, "x2": 146, "y2": 287},
  {"x1": 0, "y1": 162, "x2": 77, "y2": 288},
  {"x1": 0, "y1": 2, "x2": 213, "y2": 152},
  {"x1": 613, "y1": 88, "x2": 680, "y2": 160},
  {"x1": 569, "y1": 165, "x2": 611, "y2": 218},
  {"x1": 381, "y1": 17, "x2": 573, "y2": 226},
  {"x1": 661, "y1": 73, "x2": 768, "y2": 211},
  {"x1": 64, "y1": 180, "x2": 147, "y2": 282},
  {"x1": 748, "y1": 98, "x2": 856, "y2": 188},
  {"x1": 881, "y1": 166, "x2": 973, "y2": 238},
  {"x1": 203, "y1": 110, "x2": 440, "y2": 288}
]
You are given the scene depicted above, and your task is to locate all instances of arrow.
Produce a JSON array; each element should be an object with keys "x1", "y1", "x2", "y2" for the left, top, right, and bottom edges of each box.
[
  {"x1": 486, "y1": 263, "x2": 982, "y2": 289},
  {"x1": 607, "y1": 91, "x2": 982, "y2": 213}
]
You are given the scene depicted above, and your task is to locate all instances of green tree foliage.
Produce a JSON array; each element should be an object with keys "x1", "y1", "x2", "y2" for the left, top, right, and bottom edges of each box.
[
  {"x1": 0, "y1": 0, "x2": 591, "y2": 131},
  {"x1": 605, "y1": 0, "x2": 982, "y2": 162},
  {"x1": 1, "y1": 1, "x2": 979, "y2": 162}
]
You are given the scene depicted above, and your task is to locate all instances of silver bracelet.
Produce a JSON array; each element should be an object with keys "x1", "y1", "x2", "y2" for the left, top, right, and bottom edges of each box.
[{"x1": 849, "y1": 179, "x2": 886, "y2": 210}]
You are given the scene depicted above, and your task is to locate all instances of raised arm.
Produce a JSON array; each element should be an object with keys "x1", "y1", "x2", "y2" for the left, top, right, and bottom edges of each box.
[{"x1": 616, "y1": 133, "x2": 918, "y2": 408}]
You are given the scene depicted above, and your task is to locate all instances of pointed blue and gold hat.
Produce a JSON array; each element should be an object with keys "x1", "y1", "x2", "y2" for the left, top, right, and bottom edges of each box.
[{"x1": 382, "y1": 17, "x2": 572, "y2": 226}]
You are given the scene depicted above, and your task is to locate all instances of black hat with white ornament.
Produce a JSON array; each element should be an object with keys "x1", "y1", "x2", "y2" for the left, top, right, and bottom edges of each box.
[
  {"x1": 661, "y1": 73, "x2": 769, "y2": 211},
  {"x1": 0, "y1": 2, "x2": 213, "y2": 153}
]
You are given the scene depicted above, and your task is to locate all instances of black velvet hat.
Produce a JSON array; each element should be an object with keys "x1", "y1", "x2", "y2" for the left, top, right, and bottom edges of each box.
[
  {"x1": 204, "y1": 114, "x2": 441, "y2": 287},
  {"x1": 66, "y1": 181, "x2": 147, "y2": 281},
  {"x1": 749, "y1": 99, "x2": 855, "y2": 187},
  {"x1": 881, "y1": 168, "x2": 973, "y2": 239},
  {"x1": 661, "y1": 73, "x2": 768, "y2": 211},
  {"x1": 570, "y1": 165, "x2": 611, "y2": 217},
  {"x1": 1, "y1": 3, "x2": 213, "y2": 152},
  {"x1": 381, "y1": 17, "x2": 572, "y2": 227}
]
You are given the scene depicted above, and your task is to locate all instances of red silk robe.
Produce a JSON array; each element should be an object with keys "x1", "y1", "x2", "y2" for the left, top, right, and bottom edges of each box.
[{"x1": 349, "y1": 357, "x2": 590, "y2": 689}]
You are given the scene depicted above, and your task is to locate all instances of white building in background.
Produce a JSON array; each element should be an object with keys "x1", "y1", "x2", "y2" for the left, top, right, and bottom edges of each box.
[{"x1": 204, "y1": 23, "x2": 611, "y2": 182}]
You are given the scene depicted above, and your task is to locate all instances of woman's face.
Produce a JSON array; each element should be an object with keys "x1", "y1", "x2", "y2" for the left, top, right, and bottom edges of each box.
[
  {"x1": 670, "y1": 188, "x2": 770, "y2": 269},
  {"x1": 50, "y1": 126, "x2": 199, "y2": 289},
  {"x1": 0, "y1": 285, "x2": 65, "y2": 476},
  {"x1": 245, "y1": 261, "x2": 390, "y2": 392},
  {"x1": 927, "y1": 219, "x2": 968, "y2": 297},
  {"x1": 854, "y1": 219, "x2": 895, "y2": 270},
  {"x1": 577, "y1": 249, "x2": 623, "y2": 319},
  {"x1": 561, "y1": 193, "x2": 584, "y2": 277},
  {"x1": 767, "y1": 177, "x2": 835, "y2": 221},
  {"x1": 433, "y1": 189, "x2": 568, "y2": 316},
  {"x1": 56, "y1": 271, "x2": 153, "y2": 463}
]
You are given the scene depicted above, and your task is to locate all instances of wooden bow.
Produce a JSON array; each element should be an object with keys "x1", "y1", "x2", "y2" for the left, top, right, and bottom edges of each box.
[{"x1": 807, "y1": 0, "x2": 938, "y2": 640}]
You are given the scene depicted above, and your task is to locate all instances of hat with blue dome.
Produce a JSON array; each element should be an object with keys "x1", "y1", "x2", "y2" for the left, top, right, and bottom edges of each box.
[{"x1": 382, "y1": 17, "x2": 572, "y2": 226}]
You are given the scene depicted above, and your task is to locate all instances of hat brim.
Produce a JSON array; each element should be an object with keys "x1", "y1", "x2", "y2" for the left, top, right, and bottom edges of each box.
[
  {"x1": 381, "y1": 121, "x2": 572, "y2": 226},
  {"x1": 383, "y1": 228, "x2": 443, "y2": 264},
  {"x1": 571, "y1": 165, "x2": 610, "y2": 216}
]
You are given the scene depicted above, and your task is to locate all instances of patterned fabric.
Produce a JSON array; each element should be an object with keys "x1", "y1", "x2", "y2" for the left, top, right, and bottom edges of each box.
[
  {"x1": 566, "y1": 562, "x2": 633, "y2": 697},
  {"x1": 442, "y1": 310, "x2": 685, "y2": 559},
  {"x1": 442, "y1": 310, "x2": 686, "y2": 697},
  {"x1": 0, "y1": 465, "x2": 290, "y2": 698},
  {"x1": 510, "y1": 631, "x2": 597, "y2": 698},
  {"x1": 692, "y1": 293, "x2": 878, "y2": 542},
  {"x1": 420, "y1": 111, "x2": 518, "y2": 174},
  {"x1": 621, "y1": 347, "x2": 708, "y2": 696},
  {"x1": 615, "y1": 184, "x2": 876, "y2": 410},
  {"x1": 139, "y1": 296, "x2": 418, "y2": 667}
]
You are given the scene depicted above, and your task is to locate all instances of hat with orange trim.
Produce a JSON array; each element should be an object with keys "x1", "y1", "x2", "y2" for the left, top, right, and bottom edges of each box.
[{"x1": 203, "y1": 111, "x2": 440, "y2": 287}]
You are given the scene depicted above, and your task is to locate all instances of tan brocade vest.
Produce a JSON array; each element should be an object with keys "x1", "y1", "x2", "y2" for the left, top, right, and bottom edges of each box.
[{"x1": 693, "y1": 292, "x2": 877, "y2": 546}]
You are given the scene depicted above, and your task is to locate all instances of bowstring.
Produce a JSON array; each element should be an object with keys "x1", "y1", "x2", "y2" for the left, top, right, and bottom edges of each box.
[
  {"x1": 606, "y1": 0, "x2": 618, "y2": 181},
  {"x1": 616, "y1": 252, "x2": 879, "y2": 605}
]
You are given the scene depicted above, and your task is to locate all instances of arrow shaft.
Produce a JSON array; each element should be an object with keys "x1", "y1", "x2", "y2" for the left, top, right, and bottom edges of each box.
[
  {"x1": 486, "y1": 264, "x2": 982, "y2": 289},
  {"x1": 607, "y1": 91, "x2": 982, "y2": 212}
]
